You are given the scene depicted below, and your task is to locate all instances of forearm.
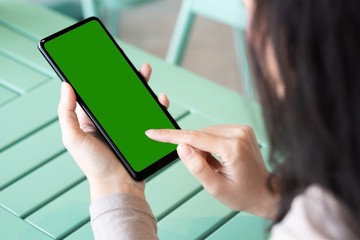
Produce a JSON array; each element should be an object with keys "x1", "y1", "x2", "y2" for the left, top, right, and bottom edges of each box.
[{"x1": 90, "y1": 193, "x2": 158, "y2": 240}]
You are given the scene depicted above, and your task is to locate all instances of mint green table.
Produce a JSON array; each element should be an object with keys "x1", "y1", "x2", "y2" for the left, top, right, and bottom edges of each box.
[{"x1": 0, "y1": 1, "x2": 270, "y2": 239}]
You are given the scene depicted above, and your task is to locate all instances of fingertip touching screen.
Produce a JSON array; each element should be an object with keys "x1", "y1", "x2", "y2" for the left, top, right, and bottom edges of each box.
[{"x1": 40, "y1": 18, "x2": 179, "y2": 179}]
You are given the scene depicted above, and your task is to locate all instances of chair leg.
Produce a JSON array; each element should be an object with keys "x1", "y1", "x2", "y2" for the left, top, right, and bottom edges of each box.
[
  {"x1": 233, "y1": 28, "x2": 255, "y2": 99},
  {"x1": 108, "y1": 7, "x2": 120, "y2": 37},
  {"x1": 80, "y1": 0, "x2": 100, "y2": 18},
  {"x1": 166, "y1": 0, "x2": 195, "y2": 65}
]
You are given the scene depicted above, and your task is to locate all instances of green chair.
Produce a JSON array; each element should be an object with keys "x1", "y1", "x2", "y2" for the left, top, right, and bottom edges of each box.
[
  {"x1": 166, "y1": 0, "x2": 255, "y2": 99},
  {"x1": 80, "y1": 0, "x2": 157, "y2": 36}
]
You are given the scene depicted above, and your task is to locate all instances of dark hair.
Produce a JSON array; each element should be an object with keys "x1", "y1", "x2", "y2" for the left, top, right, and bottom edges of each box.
[{"x1": 248, "y1": 0, "x2": 360, "y2": 237}]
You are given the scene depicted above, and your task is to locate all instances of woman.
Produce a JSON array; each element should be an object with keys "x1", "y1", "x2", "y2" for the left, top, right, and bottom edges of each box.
[{"x1": 58, "y1": 0, "x2": 360, "y2": 239}]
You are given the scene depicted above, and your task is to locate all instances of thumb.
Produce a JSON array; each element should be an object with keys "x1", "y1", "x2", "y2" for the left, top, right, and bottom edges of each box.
[
  {"x1": 177, "y1": 144, "x2": 223, "y2": 196},
  {"x1": 58, "y1": 82, "x2": 85, "y2": 149}
]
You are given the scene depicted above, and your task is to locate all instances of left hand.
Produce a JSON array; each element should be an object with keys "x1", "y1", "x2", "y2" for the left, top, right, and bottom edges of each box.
[{"x1": 58, "y1": 63, "x2": 169, "y2": 202}]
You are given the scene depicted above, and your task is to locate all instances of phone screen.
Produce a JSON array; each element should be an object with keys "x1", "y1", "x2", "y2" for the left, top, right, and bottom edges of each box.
[{"x1": 39, "y1": 18, "x2": 179, "y2": 180}]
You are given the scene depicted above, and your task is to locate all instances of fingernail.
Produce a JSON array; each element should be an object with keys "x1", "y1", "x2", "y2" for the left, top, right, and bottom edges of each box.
[
  {"x1": 177, "y1": 144, "x2": 192, "y2": 159},
  {"x1": 145, "y1": 129, "x2": 157, "y2": 138},
  {"x1": 61, "y1": 83, "x2": 67, "y2": 98}
]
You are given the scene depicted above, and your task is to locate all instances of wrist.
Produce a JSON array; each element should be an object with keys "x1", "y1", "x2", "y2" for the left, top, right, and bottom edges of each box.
[
  {"x1": 88, "y1": 177, "x2": 145, "y2": 202},
  {"x1": 252, "y1": 188, "x2": 279, "y2": 220},
  {"x1": 246, "y1": 175, "x2": 280, "y2": 220}
]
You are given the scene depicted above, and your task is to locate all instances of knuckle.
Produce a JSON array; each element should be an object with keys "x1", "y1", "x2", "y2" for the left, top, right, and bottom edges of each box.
[
  {"x1": 223, "y1": 137, "x2": 244, "y2": 158},
  {"x1": 232, "y1": 126, "x2": 255, "y2": 143},
  {"x1": 233, "y1": 127, "x2": 246, "y2": 137},
  {"x1": 242, "y1": 125, "x2": 252, "y2": 132},
  {"x1": 242, "y1": 125, "x2": 255, "y2": 136},
  {"x1": 236, "y1": 127, "x2": 247, "y2": 139},
  {"x1": 184, "y1": 130, "x2": 200, "y2": 143}
]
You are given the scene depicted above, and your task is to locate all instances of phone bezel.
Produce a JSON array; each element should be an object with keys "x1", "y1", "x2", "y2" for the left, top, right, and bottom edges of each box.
[{"x1": 38, "y1": 17, "x2": 180, "y2": 181}]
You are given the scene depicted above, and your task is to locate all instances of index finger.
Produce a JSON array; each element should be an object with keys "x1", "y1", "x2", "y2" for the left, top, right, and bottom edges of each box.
[{"x1": 145, "y1": 129, "x2": 225, "y2": 155}]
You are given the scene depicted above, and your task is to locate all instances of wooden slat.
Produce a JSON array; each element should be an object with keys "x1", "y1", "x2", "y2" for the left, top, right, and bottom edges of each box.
[
  {"x1": 26, "y1": 181, "x2": 90, "y2": 239},
  {"x1": 0, "y1": 152, "x2": 84, "y2": 218},
  {"x1": 0, "y1": 80, "x2": 59, "y2": 151},
  {"x1": 146, "y1": 160, "x2": 202, "y2": 220},
  {"x1": 64, "y1": 222, "x2": 93, "y2": 240},
  {"x1": 0, "y1": 25, "x2": 53, "y2": 75},
  {"x1": 178, "y1": 111, "x2": 217, "y2": 129},
  {"x1": 157, "y1": 190, "x2": 234, "y2": 239},
  {"x1": 0, "y1": 85, "x2": 16, "y2": 106},
  {"x1": 0, "y1": 1, "x2": 75, "y2": 41},
  {"x1": 206, "y1": 212, "x2": 270, "y2": 240},
  {"x1": 0, "y1": 121, "x2": 64, "y2": 190},
  {"x1": 0, "y1": 54, "x2": 49, "y2": 94},
  {"x1": 0, "y1": 207, "x2": 52, "y2": 240},
  {"x1": 168, "y1": 101, "x2": 189, "y2": 121}
]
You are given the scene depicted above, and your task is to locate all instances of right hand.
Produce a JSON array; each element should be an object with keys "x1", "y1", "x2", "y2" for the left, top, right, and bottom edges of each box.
[{"x1": 145, "y1": 125, "x2": 278, "y2": 219}]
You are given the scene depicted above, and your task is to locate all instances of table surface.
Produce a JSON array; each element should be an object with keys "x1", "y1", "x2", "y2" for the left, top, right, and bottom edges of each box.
[{"x1": 0, "y1": 1, "x2": 270, "y2": 239}]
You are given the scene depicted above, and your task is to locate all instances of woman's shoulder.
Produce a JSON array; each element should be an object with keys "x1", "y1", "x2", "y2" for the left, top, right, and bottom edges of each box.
[{"x1": 270, "y1": 185, "x2": 353, "y2": 240}]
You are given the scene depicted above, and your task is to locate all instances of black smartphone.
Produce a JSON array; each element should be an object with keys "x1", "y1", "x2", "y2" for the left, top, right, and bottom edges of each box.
[{"x1": 38, "y1": 17, "x2": 180, "y2": 181}]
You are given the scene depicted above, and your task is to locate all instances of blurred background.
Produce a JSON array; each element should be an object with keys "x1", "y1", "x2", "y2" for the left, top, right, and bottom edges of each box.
[{"x1": 31, "y1": 0, "x2": 243, "y2": 94}]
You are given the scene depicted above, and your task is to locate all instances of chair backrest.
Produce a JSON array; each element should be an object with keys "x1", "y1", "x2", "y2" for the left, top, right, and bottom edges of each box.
[
  {"x1": 166, "y1": 0, "x2": 255, "y2": 99},
  {"x1": 167, "y1": 0, "x2": 247, "y2": 65},
  {"x1": 104, "y1": 0, "x2": 156, "y2": 8},
  {"x1": 190, "y1": 0, "x2": 247, "y2": 29},
  {"x1": 80, "y1": 0, "x2": 100, "y2": 18},
  {"x1": 81, "y1": 0, "x2": 157, "y2": 36},
  {"x1": 81, "y1": 0, "x2": 156, "y2": 18}
]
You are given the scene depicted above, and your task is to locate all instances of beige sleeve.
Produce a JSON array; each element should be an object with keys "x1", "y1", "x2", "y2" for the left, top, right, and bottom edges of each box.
[
  {"x1": 90, "y1": 193, "x2": 158, "y2": 240},
  {"x1": 270, "y1": 186, "x2": 352, "y2": 240}
]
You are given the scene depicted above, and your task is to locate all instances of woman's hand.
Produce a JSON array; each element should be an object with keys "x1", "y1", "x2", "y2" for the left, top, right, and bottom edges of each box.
[
  {"x1": 145, "y1": 125, "x2": 278, "y2": 219},
  {"x1": 58, "y1": 63, "x2": 169, "y2": 202}
]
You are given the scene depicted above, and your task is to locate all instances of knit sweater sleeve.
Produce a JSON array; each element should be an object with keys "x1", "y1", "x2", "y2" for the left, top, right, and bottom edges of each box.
[{"x1": 90, "y1": 193, "x2": 158, "y2": 240}]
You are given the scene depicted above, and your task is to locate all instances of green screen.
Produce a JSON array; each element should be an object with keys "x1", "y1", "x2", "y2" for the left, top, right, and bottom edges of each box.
[{"x1": 44, "y1": 19, "x2": 176, "y2": 172}]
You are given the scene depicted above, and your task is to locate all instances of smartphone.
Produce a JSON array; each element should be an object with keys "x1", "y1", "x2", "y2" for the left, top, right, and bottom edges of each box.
[{"x1": 38, "y1": 17, "x2": 180, "y2": 181}]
